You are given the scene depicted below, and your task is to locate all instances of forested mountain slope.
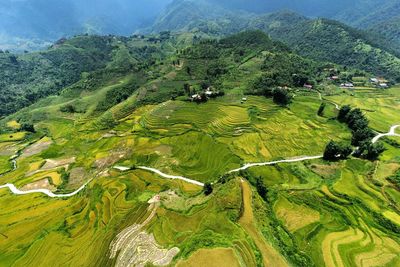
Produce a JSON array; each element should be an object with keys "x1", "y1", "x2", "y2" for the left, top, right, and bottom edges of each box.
[
  {"x1": 0, "y1": 33, "x2": 175, "y2": 117},
  {"x1": 150, "y1": 1, "x2": 400, "y2": 82},
  {"x1": 0, "y1": 0, "x2": 173, "y2": 51},
  {"x1": 1, "y1": 29, "x2": 400, "y2": 267}
]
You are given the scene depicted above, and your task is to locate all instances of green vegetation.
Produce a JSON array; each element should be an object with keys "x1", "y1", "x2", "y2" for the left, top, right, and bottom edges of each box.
[
  {"x1": 203, "y1": 183, "x2": 213, "y2": 195},
  {"x1": 0, "y1": 29, "x2": 399, "y2": 267},
  {"x1": 323, "y1": 141, "x2": 352, "y2": 161},
  {"x1": 151, "y1": 1, "x2": 400, "y2": 82}
]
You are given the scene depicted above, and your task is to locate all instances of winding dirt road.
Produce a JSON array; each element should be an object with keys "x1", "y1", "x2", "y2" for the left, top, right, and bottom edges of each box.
[
  {"x1": 0, "y1": 179, "x2": 92, "y2": 198},
  {"x1": 372, "y1": 125, "x2": 400, "y2": 143},
  {"x1": 1, "y1": 124, "x2": 399, "y2": 198}
]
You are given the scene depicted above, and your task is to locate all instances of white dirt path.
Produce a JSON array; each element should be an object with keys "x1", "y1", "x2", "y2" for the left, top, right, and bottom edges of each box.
[
  {"x1": 372, "y1": 125, "x2": 400, "y2": 144},
  {"x1": 2, "y1": 124, "x2": 399, "y2": 198}
]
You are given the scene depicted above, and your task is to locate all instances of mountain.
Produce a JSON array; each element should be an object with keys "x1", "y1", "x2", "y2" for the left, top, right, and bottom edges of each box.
[
  {"x1": 149, "y1": 1, "x2": 400, "y2": 82},
  {"x1": 0, "y1": 33, "x2": 177, "y2": 117},
  {"x1": 0, "y1": 0, "x2": 173, "y2": 51},
  {"x1": 369, "y1": 16, "x2": 400, "y2": 49},
  {"x1": 1, "y1": 29, "x2": 400, "y2": 267},
  {"x1": 334, "y1": 0, "x2": 400, "y2": 29},
  {"x1": 250, "y1": 13, "x2": 400, "y2": 82}
]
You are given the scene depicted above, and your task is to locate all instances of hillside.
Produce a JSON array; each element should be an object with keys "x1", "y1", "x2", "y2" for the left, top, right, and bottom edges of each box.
[
  {"x1": 150, "y1": 1, "x2": 400, "y2": 82},
  {"x1": 0, "y1": 0, "x2": 173, "y2": 51},
  {"x1": 369, "y1": 16, "x2": 400, "y2": 50},
  {"x1": 252, "y1": 14, "x2": 400, "y2": 82},
  {"x1": 334, "y1": 0, "x2": 400, "y2": 29},
  {"x1": 0, "y1": 32, "x2": 185, "y2": 118},
  {"x1": 1, "y1": 30, "x2": 400, "y2": 266},
  {"x1": 0, "y1": 36, "x2": 115, "y2": 117}
]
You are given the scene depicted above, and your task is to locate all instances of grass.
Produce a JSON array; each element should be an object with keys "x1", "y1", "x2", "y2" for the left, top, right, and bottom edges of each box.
[
  {"x1": 0, "y1": 132, "x2": 26, "y2": 142},
  {"x1": 176, "y1": 248, "x2": 241, "y2": 267},
  {"x1": 0, "y1": 156, "x2": 11, "y2": 175},
  {"x1": 239, "y1": 179, "x2": 288, "y2": 267},
  {"x1": 274, "y1": 196, "x2": 320, "y2": 232},
  {"x1": 324, "y1": 86, "x2": 400, "y2": 132},
  {"x1": 0, "y1": 69, "x2": 399, "y2": 266}
]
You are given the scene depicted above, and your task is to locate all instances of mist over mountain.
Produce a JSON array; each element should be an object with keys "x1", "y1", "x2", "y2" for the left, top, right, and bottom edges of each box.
[
  {"x1": 0, "y1": 0, "x2": 173, "y2": 51},
  {"x1": 1, "y1": 0, "x2": 400, "y2": 52}
]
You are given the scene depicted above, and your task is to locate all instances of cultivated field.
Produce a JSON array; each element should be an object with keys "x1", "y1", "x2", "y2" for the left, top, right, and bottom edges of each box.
[{"x1": 0, "y1": 77, "x2": 399, "y2": 267}]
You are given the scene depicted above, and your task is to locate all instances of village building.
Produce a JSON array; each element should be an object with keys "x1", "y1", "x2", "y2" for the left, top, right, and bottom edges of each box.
[
  {"x1": 304, "y1": 84, "x2": 313, "y2": 89},
  {"x1": 341, "y1": 82, "x2": 354, "y2": 88},
  {"x1": 379, "y1": 83, "x2": 389, "y2": 89},
  {"x1": 191, "y1": 94, "x2": 201, "y2": 100}
]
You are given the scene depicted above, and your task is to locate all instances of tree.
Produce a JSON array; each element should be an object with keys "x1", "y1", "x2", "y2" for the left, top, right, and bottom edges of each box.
[
  {"x1": 9, "y1": 55, "x2": 18, "y2": 65},
  {"x1": 351, "y1": 128, "x2": 374, "y2": 146},
  {"x1": 323, "y1": 141, "x2": 352, "y2": 161},
  {"x1": 357, "y1": 142, "x2": 386, "y2": 160},
  {"x1": 60, "y1": 104, "x2": 76, "y2": 113},
  {"x1": 203, "y1": 183, "x2": 213, "y2": 195},
  {"x1": 255, "y1": 176, "x2": 268, "y2": 200},
  {"x1": 20, "y1": 122, "x2": 35, "y2": 133},
  {"x1": 318, "y1": 103, "x2": 326, "y2": 116},
  {"x1": 186, "y1": 66, "x2": 191, "y2": 75},
  {"x1": 272, "y1": 88, "x2": 292, "y2": 106},
  {"x1": 337, "y1": 105, "x2": 351, "y2": 122},
  {"x1": 183, "y1": 83, "x2": 191, "y2": 96},
  {"x1": 346, "y1": 108, "x2": 367, "y2": 130},
  {"x1": 292, "y1": 74, "x2": 308, "y2": 87}
]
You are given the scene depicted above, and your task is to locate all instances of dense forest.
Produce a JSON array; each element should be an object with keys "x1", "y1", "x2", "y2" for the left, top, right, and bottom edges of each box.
[{"x1": 151, "y1": 2, "x2": 400, "y2": 83}]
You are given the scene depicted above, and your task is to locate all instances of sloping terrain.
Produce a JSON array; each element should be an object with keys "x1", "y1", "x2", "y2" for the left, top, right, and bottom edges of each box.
[
  {"x1": 0, "y1": 30, "x2": 399, "y2": 267},
  {"x1": 149, "y1": 2, "x2": 400, "y2": 82}
]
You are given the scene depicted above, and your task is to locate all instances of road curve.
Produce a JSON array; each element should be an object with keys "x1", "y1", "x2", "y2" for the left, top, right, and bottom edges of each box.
[
  {"x1": 2, "y1": 124, "x2": 397, "y2": 199},
  {"x1": 372, "y1": 125, "x2": 400, "y2": 143},
  {"x1": 0, "y1": 179, "x2": 92, "y2": 198},
  {"x1": 228, "y1": 155, "x2": 323, "y2": 173},
  {"x1": 136, "y1": 166, "x2": 205, "y2": 187}
]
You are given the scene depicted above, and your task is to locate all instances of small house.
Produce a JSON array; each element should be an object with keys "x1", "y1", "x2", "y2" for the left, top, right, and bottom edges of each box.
[
  {"x1": 379, "y1": 83, "x2": 389, "y2": 89},
  {"x1": 191, "y1": 94, "x2": 201, "y2": 100},
  {"x1": 205, "y1": 89, "x2": 213, "y2": 96},
  {"x1": 341, "y1": 82, "x2": 354, "y2": 88},
  {"x1": 370, "y1": 78, "x2": 379, "y2": 83},
  {"x1": 345, "y1": 82, "x2": 354, "y2": 88},
  {"x1": 304, "y1": 84, "x2": 313, "y2": 89}
]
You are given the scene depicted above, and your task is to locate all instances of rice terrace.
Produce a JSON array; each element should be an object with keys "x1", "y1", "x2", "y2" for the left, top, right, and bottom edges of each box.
[{"x1": 1, "y1": 1, "x2": 400, "y2": 267}]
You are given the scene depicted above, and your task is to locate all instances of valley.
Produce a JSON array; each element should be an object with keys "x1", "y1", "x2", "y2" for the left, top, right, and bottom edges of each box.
[{"x1": 0, "y1": 6, "x2": 399, "y2": 266}]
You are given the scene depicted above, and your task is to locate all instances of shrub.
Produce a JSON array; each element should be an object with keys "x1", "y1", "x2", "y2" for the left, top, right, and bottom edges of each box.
[
  {"x1": 203, "y1": 183, "x2": 213, "y2": 195},
  {"x1": 323, "y1": 141, "x2": 353, "y2": 161}
]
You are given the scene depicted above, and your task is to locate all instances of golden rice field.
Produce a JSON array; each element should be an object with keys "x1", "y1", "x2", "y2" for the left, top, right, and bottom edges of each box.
[{"x1": 0, "y1": 85, "x2": 399, "y2": 266}]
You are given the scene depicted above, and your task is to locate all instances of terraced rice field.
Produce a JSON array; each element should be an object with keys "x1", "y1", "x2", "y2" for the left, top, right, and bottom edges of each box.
[
  {"x1": 176, "y1": 248, "x2": 241, "y2": 267},
  {"x1": 0, "y1": 89, "x2": 399, "y2": 266},
  {"x1": 325, "y1": 86, "x2": 400, "y2": 132}
]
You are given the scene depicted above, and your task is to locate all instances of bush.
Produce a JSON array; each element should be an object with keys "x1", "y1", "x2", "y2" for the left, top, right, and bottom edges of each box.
[
  {"x1": 272, "y1": 88, "x2": 292, "y2": 106},
  {"x1": 317, "y1": 103, "x2": 326, "y2": 116},
  {"x1": 323, "y1": 141, "x2": 353, "y2": 161},
  {"x1": 20, "y1": 122, "x2": 35, "y2": 133},
  {"x1": 337, "y1": 105, "x2": 351, "y2": 122},
  {"x1": 203, "y1": 183, "x2": 213, "y2": 195}
]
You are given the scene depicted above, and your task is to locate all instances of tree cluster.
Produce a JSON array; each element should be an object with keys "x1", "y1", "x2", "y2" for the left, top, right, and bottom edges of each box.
[
  {"x1": 336, "y1": 105, "x2": 385, "y2": 160},
  {"x1": 337, "y1": 106, "x2": 374, "y2": 146},
  {"x1": 323, "y1": 141, "x2": 352, "y2": 161},
  {"x1": 203, "y1": 183, "x2": 213, "y2": 195}
]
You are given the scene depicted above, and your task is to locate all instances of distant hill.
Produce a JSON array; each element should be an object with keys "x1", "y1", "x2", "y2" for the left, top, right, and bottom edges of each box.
[
  {"x1": 369, "y1": 16, "x2": 400, "y2": 49},
  {"x1": 251, "y1": 13, "x2": 400, "y2": 82},
  {"x1": 334, "y1": 0, "x2": 400, "y2": 29},
  {"x1": 0, "y1": 33, "x2": 170, "y2": 117},
  {"x1": 0, "y1": 0, "x2": 173, "y2": 51},
  {"x1": 149, "y1": 1, "x2": 400, "y2": 82}
]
